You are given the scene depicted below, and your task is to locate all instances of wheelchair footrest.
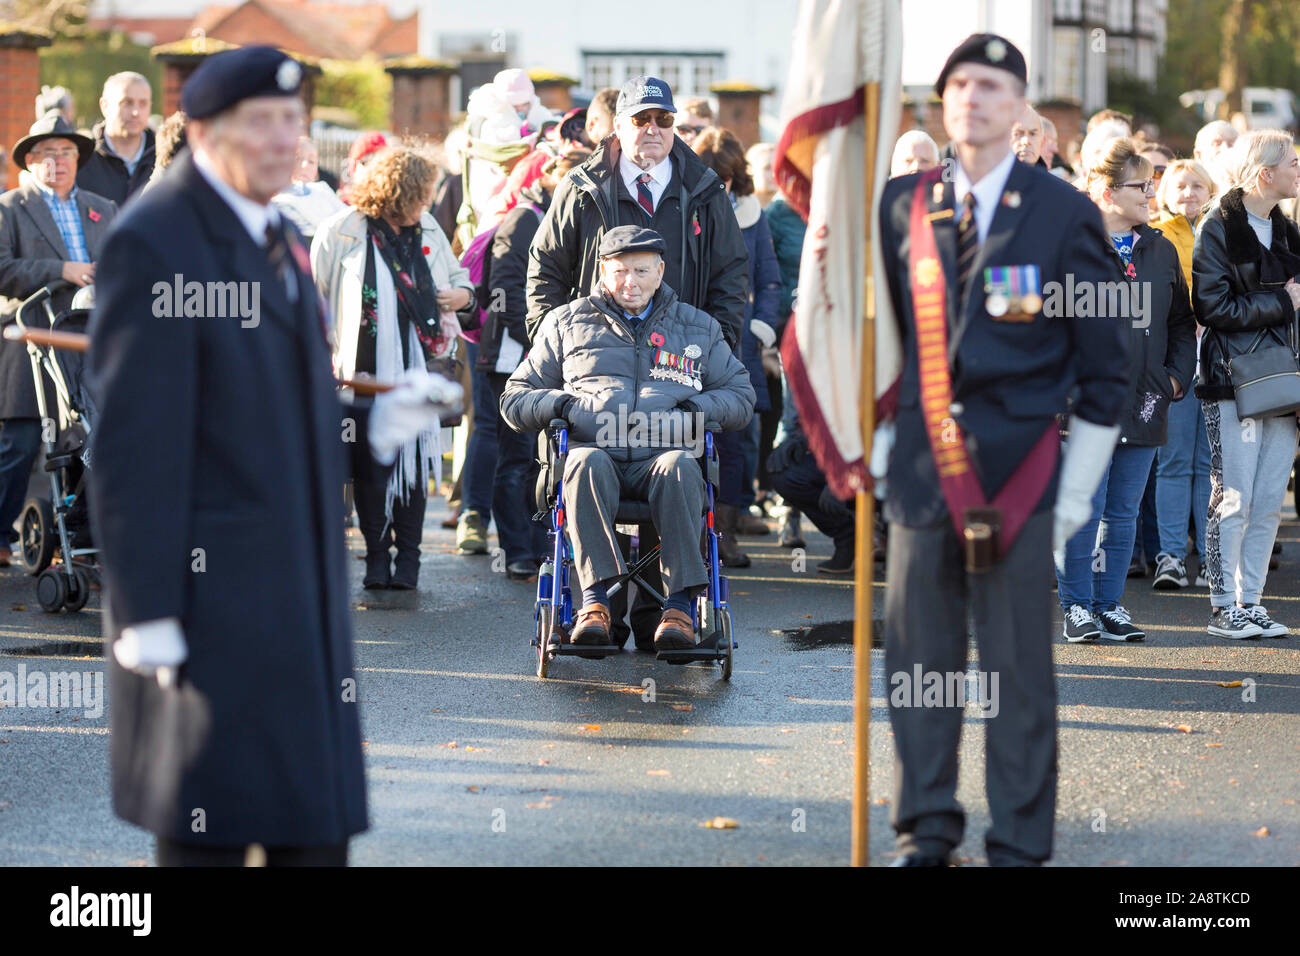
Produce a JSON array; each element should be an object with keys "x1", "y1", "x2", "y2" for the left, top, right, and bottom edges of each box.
[
  {"x1": 655, "y1": 647, "x2": 726, "y2": 664},
  {"x1": 552, "y1": 642, "x2": 621, "y2": 660}
]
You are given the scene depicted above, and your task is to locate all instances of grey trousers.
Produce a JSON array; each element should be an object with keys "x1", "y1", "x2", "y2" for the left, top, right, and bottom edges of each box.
[
  {"x1": 884, "y1": 509, "x2": 1057, "y2": 865},
  {"x1": 1203, "y1": 401, "x2": 1298, "y2": 608},
  {"x1": 563, "y1": 447, "x2": 708, "y2": 598}
]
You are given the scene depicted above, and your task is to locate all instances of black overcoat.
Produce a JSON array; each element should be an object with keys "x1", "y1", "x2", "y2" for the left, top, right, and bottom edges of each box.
[{"x1": 88, "y1": 152, "x2": 381, "y2": 847}]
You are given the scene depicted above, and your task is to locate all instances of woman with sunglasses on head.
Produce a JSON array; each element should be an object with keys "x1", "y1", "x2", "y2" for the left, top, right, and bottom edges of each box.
[
  {"x1": 1192, "y1": 129, "x2": 1300, "y2": 639},
  {"x1": 1149, "y1": 159, "x2": 1217, "y2": 590},
  {"x1": 1056, "y1": 138, "x2": 1197, "y2": 644}
]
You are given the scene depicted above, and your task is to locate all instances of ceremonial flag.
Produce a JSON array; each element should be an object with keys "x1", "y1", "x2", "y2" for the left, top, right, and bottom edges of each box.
[{"x1": 774, "y1": 0, "x2": 903, "y2": 498}]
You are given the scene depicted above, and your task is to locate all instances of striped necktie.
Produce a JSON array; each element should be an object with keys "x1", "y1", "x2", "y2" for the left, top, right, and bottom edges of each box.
[
  {"x1": 956, "y1": 191, "x2": 979, "y2": 296},
  {"x1": 636, "y1": 172, "x2": 655, "y2": 216}
]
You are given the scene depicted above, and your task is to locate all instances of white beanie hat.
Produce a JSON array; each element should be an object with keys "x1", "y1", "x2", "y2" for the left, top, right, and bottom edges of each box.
[{"x1": 494, "y1": 68, "x2": 535, "y2": 106}]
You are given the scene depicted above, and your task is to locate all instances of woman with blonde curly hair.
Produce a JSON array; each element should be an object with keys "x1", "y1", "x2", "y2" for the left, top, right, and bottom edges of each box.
[{"x1": 312, "y1": 145, "x2": 477, "y2": 589}]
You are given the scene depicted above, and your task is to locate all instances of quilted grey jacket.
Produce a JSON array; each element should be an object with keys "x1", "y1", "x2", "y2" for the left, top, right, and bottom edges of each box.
[{"x1": 501, "y1": 283, "x2": 755, "y2": 462}]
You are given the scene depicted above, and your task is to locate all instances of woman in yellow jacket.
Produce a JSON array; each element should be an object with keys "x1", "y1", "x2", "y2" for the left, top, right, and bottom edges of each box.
[{"x1": 1150, "y1": 159, "x2": 1216, "y2": 590}]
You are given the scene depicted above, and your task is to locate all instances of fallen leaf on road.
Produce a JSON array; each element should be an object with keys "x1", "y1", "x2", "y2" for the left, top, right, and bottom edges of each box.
[
  {"x1": 701, "y1": 817, "x2": 739, "y2": 829},
  {"x1": 671, "y1": 704, "x2": 693, "y2": 712},
  {"x1": 779, "y1": 728, "x2": 796, "y2": 734},
  {"x1": 1217, "y1": 680, "x2": 1244, "y2": 688},
  {"x1": 431, "y1": 708, "x2": 443, "y2": 713},
  {"x1": 827, "y1": 740, "x2": 845, "y2": 745},
  {"x1": 1253, "y1": 826, "x2": 1270, "y2": 838},
  {"x1": 647, "y1": 769, "x2": 671, "y2": 776},
  {"x1": 873, "y1": 797, "x2": 889, "y2": 805},
  {"x1": 582, "y1": 724, "x2": 601, "y2": 732},
  {"x1": 525, "y1": 802, "x2": 553, "y2": 809},
  {"x1": 1206, "y1": 742, "x2": 1223, "y2": 748},
  {"x1": 465, "y1": 786, "x2": 479, "y2": 792},
  {"x1": 442, "y1": 741, "x2": 458, "y2": 748},
  {"x1": 1176, "y1": 724, "x2": 1193, "y2": 733},
  {"x1": 465, "y1": 746, "x2": 491, "y2": 752},
  {"x1": 10, "y1": 604, "x2": 24, "y2": 611},
  {"x1": 538, "y1": 759, "x2": 550, "y2": 766}
]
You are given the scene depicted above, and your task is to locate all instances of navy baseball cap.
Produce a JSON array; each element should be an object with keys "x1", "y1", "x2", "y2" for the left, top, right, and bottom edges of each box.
[
  {"x1": 616, "y1": 76, "x2": 676, "y2": 121},
  {"x1": 598, "y1": 225, "x2": 667, "y2": 259},
  {"x1": 183, "y1": 46, "x2": 304, "y2": 120}
]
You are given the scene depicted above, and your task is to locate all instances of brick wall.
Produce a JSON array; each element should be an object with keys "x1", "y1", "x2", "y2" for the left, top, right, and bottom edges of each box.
[
  {"x1": 386, "y1": 66, "x2": 454, "y2": 141},
  {"x1": 0, "y1": 31, "x2": 52, "y2": 191},
  {"x1": 713, "y1": 91, "x2": 763, "y2": 150}
]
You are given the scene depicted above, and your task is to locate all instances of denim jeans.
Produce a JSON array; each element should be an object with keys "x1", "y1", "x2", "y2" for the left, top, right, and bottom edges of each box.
[
  {"x1": 0, "y1": 418, "x2": 41, "y2": 546},
  {"x1": 1056, "y1": 442, "x2": 1158, "y2": 612},
  {"x1": 1155, "y1": 395, "x2": 1211, "y2": 563},
  {"x1": 462, "y1": 355, "x2": 498, "y2": 521}
]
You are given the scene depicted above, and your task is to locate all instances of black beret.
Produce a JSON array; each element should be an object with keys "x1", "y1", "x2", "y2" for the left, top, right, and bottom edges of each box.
[
  {"x1": 935, "y1": 33, "x2": 1027, "y2": 96},
  {"x1": 182, "y1": 46, "x2": 304, "y2": 120},
  {"x1": 598, "y1": 225, "x2": 666, "y2": 259}
]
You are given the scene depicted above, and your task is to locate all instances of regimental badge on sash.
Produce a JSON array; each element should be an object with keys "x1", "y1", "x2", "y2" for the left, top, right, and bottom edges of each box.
[{"x1": 983, "y1": 264, "x2": 1042, "y2": 322}]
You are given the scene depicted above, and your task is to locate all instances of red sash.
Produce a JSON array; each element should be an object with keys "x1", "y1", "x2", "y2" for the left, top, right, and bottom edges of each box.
[{"x1": 907, "y1": 167, "x2": 1059, "y2": 551}]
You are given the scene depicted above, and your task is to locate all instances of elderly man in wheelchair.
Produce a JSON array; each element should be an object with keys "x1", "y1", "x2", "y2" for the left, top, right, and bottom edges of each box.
[{"x1": 501, "y1": 225, "x2": 755, "y2": 656}]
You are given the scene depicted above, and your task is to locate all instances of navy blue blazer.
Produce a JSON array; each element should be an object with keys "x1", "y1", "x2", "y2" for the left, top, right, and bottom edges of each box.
[{"x1": 878, "y1": 158, "x2": 1129, "y2": 529}]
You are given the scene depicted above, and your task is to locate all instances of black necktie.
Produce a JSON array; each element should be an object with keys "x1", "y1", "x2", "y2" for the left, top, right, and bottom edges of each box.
[
  {"x1": 956, "y1": 192, "x2": 979, "y2": 297},
  {"x1": 264, "y1": 220, "x2": 296, "y2": 302}
]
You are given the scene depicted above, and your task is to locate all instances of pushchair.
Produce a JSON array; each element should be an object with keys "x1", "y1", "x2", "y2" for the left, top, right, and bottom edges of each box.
[
  {"x1": 12, "y1": 281, "x2": 98, "y2": 612},
  {"x1": 530, "y1": 418, "x2": 736, "y2": 680}
]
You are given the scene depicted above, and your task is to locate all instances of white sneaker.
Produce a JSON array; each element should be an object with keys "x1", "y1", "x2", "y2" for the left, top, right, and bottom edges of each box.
[
  {"x1": 1194, "y1": 571, "x2": 1209, "y2": 588},
  {"x1": 1240, "y1": 604, "x2": 1288, "y2": 638}
]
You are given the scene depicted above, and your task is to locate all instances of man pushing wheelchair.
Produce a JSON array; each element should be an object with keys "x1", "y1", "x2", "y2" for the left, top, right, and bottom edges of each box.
[{"x1": 501, "y1": 225, "x2": 754, "y2": 653}]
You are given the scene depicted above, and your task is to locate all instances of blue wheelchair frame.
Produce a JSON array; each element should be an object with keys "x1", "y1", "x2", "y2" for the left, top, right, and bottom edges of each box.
[{"x1": 532, "y1": 418, "x2": 734, "y2": 679}]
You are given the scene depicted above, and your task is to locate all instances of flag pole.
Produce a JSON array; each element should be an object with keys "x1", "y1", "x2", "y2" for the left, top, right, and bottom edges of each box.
[{"x1": 852, "y1": 77, "x2": 881, "y2": 868}]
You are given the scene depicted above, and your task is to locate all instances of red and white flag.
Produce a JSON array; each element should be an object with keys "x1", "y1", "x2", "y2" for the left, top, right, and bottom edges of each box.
[{"x1": 774, "y1": 0, "x2": 903, "y2": 498}]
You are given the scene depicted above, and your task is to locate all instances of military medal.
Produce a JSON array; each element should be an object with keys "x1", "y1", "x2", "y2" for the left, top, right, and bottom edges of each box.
[
  {"x1": 983, "y1": 266, "x2": 1011, "y2": 317},
  {"x1": 684, "y1": 344, "x2": 701, "y2": 359}
]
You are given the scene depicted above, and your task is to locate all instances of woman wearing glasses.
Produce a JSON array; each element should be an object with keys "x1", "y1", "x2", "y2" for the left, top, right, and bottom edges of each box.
[
  {"x1": 1192, "y1": 129, "x2": 1300, "y2": 639},
  {"x1": 1056, "y1": 138, "x2": 1197, "y2": 643},
  {"x1": 1150, "y1": 159, "x2": 1217, "y2": 590}
]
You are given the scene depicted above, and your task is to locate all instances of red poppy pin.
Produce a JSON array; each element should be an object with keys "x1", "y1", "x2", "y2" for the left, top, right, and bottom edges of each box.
[
  {"x1": 1125, "y1": 262, "x2": 1137, "y2": 279},
  {"x1": 692, "y1": 213, "x2": 701, "y2": 237},
  {"x1": 87, "y1": 209, "x2": 101, "y2": 222},
  {"x1": 650, "y1": 332, "x2": 665, "y2": 346},
  {"x1": 422, "y1": 246, "x2": 430, "y2": 255}
]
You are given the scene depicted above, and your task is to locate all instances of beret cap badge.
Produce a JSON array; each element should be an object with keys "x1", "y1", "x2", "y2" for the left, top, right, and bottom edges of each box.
[
  {"x1": 986, "y1": 39, "x2": 1007, "y2": 62},
  {"x1": 277, "y1": 59, "x2": 302, "y2": 91}
]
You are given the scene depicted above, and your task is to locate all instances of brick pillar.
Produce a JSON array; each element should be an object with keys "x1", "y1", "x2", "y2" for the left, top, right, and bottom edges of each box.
[
  {"x1": 711, "y1": 84, "x2": 771, "y2": 151},
  {"x1": 153, "y1": 39, "x2": 318, "y2": 119},
  {"x1": 529, "y1": 72, "x2": 578, "y2": 113},
  {"x1": 385, "y1": 58, "x2": 458, "y2": 141},
  {"x1": 0, "y1": 28, "x2": 52, "y2": 191},
  {"x1": 923, "y1": 98, "x2": 948, "y2": 151}
]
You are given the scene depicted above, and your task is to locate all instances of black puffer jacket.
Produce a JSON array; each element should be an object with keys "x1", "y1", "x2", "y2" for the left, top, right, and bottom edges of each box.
[
  {"x1": 525, "y1": 134, "x2": 750, "y2": 349},
  {"x1": 1107, "y1": 223, "x2": 1198, "y2": 446},
  {"x1": 75, "y1": 122, "x2": 155, "y2": 208},
  {"x1": 1192, "y1": 186, "x2": 1300, "y2": 402}
]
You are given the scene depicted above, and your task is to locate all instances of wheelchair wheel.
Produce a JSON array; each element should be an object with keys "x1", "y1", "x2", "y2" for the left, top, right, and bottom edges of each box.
[
  {"x1": 64, "y1": 567, "x2": 91, "y2": 613},
  {"x1": 36, "y1": 568, "x2": 67, "y2": 613},
  {"x1": 19, "y1": 498, "x2": 55, "y2": 575},
  {"x1": 536, "y1": 604, "x2": 553, "y2": 678},
  {"x1": 719, "y1": 607, "x2": 734, "y2": 681}
]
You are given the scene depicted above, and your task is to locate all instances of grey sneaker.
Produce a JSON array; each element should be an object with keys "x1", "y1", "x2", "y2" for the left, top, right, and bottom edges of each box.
[
  {"x1": 1062, "y1": 604, "x2": 1100, "y2": 643},
  {"x1": 1207, "y1": 605, "x2": 1263, "y2": 639},
  {"x1": 1097, "y1": 605, "x2": 1146, "y2": 641},
  {"x1": 1152, "y1": 552, "x2": 1188, "y2": 590},
  {"x1": 1240, "y1": 604, "x2": 1288, "y2": 638}
]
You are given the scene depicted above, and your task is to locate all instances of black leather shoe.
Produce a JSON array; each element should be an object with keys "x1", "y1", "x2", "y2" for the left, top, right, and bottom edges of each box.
[
  {"x1": 363, "y1": 553, "x2": 391, "y2": 590},
  {"x1": 889, "y1": 852, "x2": 951, "y2": 867}
]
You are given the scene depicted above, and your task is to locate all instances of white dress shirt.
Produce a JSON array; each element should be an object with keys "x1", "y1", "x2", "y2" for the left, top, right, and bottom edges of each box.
[
  {"x1": 619, "y1": 152, "x2": 673, "y2": 211},
  {"x1": 953, "y1": 149, "x2": 1016, "y2": 243}
]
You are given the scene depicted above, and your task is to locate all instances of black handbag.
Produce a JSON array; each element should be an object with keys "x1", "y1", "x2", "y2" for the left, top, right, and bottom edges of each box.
[
  {"x1": 1228, "y1": 320, "x2": 1300, "y2": 418},
  {"x1": 426, "y1": 338, "x2": 464, "y2": 427}
]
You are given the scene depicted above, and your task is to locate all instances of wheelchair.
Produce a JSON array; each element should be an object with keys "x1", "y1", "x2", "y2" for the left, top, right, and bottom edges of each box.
[{"x1": 531, "y1": 418, "x2": 735, "y2": 680}]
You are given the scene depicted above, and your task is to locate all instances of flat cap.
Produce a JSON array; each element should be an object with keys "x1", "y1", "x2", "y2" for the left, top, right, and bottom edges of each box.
[
  {"x1": 935, "y1": 33, "x2": 1027, "y2": 96},
  {"x1": 182, "y1": 46, "x2": 304, "y2": 120},
  {"x1": 598, "y1": 225, "x2": 666, "y2": 259}
]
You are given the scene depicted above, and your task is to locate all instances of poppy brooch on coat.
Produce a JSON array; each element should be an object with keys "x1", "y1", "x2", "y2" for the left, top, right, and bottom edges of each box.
[
  {"x1": 650, "y1": 332, "x2": 666, "y2": 346},
  {"x1": 87, "y1": 209, "x2": 101, "y2": 222}
]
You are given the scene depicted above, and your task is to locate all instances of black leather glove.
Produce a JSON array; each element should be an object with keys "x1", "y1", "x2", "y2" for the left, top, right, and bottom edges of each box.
[
  {"x1": 553, "y1": 394, "x2": 576, "y2": 422},
  {"x1": 677, "y1": 399, "x2": 701, "y2": 416}
]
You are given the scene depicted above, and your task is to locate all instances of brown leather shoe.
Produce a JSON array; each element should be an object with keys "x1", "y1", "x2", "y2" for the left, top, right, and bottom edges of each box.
[
  {"x1": 572, "y1": 603, "x2": 612, "y2": 645},
  {"x1": 653, "y1": 608, "x2": 696, "y2": 651}
]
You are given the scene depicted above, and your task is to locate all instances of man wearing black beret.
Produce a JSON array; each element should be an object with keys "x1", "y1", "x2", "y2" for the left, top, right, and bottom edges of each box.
[
  {"x1": 877, "y1": 34, "x2": 1128, "y2": 865},
  {"x1": 87, "y1": 45, "x2": 455, "y2": 866},
  {"x1": 502, "y1": 225, "x2": 755, "y2": 651}
]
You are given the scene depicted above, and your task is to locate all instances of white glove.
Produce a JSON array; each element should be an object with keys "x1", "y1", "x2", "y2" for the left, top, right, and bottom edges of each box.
[
  {"x1": 114, "y1": 617, "x2": 187, "y2": 688},
  {"x1": 750, "y1": 319, "x2": 777, "y2": 349},
  {"x1": 1054, "y1": 415, "x2": 1120, "y2": 553},
  {"x1": 368, "y1": 367, "x2": 463, "y2": 464},
  {"x1": 869, "y1": 421, "x2": 895, "y2": 500}
]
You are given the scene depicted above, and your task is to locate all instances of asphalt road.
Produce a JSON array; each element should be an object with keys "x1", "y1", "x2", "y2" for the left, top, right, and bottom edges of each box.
[{"x1": 1, "y1": 492, "x2": 1297, "y2": 866}]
